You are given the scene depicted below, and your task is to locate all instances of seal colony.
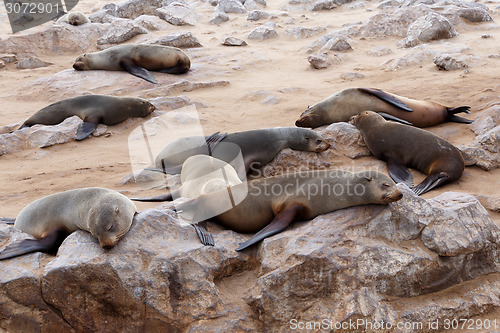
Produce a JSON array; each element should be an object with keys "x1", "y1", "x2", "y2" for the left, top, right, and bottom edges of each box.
[
  {"x1": 352, "y1": 111, "x2": 465, "y2": 195},
  {"x1": 19, "y1": 95, "x2": 156, "y2": 140},
  {"x1": 175, "y1": 170, "x2": 403, "y2": 251},
  {"x1": 295, "y1": 87, "x2": 472, "y2": 128},
  {"x1": 73, "y1": 44, "x2": 191, "y2": 84},
  {"x1": 0, "y1": 188, "x2": 137, "y2": 260}
]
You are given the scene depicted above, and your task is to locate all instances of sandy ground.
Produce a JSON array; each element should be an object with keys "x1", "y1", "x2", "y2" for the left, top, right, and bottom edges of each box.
[{"x1": 0, "y1": 0, "x2": 499, "y2": 227}]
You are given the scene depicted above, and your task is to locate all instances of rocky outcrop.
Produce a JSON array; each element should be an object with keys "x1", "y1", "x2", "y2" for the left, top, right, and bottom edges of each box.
[
  {"x1": 459, "y1": 125, "x2": 500, "y2": 170},
  {"x1": 147, "y1": 32, "x2": 202, "y2": 48},
  {"x1": 398, "y1": 12, "x2": 458, "y2": 48},
  {"x1": 1, "y1": 185, "x2": 498, "y2": 332},
  {"x1": 97, "y1": 19, "x2": 148, "y2": 45},
  {"x1": 156, "y1": 2, "x2": 199, "y2": 26}
]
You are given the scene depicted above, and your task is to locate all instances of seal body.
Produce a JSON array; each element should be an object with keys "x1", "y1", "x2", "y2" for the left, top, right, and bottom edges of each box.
[
  {"x1": 73, "y1": 44, "x2": 191, "y2": 83},
  {"x1": 20, "y1": 95, "x2": 156, "y2": 140},
  {"x1": 177, "y1": 169, "x2": 402, "y2": 250},
  {"x1": 296, "y1": 87, "x2": 471, "y2": 128},
  {"x1": 0, "y1": 188, "x2": 137, "y2": 260},
  {"x1": 155, "y1": 128, "x2": 331, "y2": 178},
  {"x1": 352, "y1": 111, "x2": 465, "y2": 195}
]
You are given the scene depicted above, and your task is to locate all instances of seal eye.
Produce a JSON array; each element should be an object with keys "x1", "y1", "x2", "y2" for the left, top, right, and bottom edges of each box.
[{"x1": 108, "y1": 224, "x2": 115, "y2": 232}]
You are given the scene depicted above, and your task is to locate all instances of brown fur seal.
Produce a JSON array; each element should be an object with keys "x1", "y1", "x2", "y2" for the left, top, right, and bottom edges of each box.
[
  {"x1": 352, "y1": 111, "x2": 465, "y2": 195},
  {"x1": 73, "y1": 44, "x2": 191, "y2": 84},
  {"x1": 175, "y1": 169, "x2": 403, "y2": 251},
  {"x1": 296, "y1": 87, "x2": 472, "y2": 128},
  {"x1": 56, "y1": 12, "x2": 90, "y2": 26},
  {"x1": 133, "y1": 155, "x2": 243, "y2": 202},
  {"x1": 19, "y1": 95, "x2": 156, "y2": 140},
  {"x1": 154, "y1": 128, "x2": 331, "y2": 178},
  {"x1": 0, "y1": 188, "x2": 137, "y2": 260}
]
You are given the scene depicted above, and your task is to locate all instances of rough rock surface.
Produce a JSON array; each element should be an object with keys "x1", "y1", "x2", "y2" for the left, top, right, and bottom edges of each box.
[
  {"x1": 459, "y1": 125, "x2": 500, "y2": 170},
  {"x1": 398, "y1": 12, "x2": 458, "y2": 48},
  {"x1": 307, "y1": 52, "x2": 336, "y2": 69},
  {"x1": 285, "y1": 26, "x2": 327, "y2": 39},
  {"x1": 434, "y1": 53, "x2": 478, "y2": 70},
  {"x1": 248, "y1": 22, "x2": 278, "y2": 40},
  {"x1": 148, "y1": 31, "x2": 202, "y2": 48},
  {"x1": 16, "y1": 56, "x2": 53, "y2": 69},
  {"x1": 156, "y1": 3, "x2": 198, "y2": 26},
  {"x1": 97, "y1": 19, "x2": 148, "y2": 45},
  {"x1": 470, "y1": 105, "x2": 500, "y2": 135},
  {"x1": 221, "y1": 36, "x2": 248, "y2": 46},
  {"x1": 216, "y1": 0, "x2": 248, "y2": 14},
  {"x1": 209, "y1": 9, "x2": 229, "y2": 24},
  {"x1": 1, "y1": 184, "x2": 499, "y2": 331}
]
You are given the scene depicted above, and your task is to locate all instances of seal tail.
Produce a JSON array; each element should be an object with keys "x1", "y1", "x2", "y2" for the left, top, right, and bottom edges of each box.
[
  {"x1": 0, "y1": 217, "x2": 15, "y2": 224},
  {"x1": 447, "y1": 106, "x2": 473, "y2": 124},
  {"x1": 0, "y1": 228, "x2": 69, "y2": 260}
]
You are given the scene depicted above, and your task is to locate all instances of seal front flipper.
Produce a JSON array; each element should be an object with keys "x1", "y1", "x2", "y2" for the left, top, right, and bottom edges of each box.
[
  {"x1": 447, "y1": 106, "x2": 473, "y2": 124},
  {"x1": 413, "y1": 172, "x2": 449, "y2": 196},
  {"x1": 120, "y1": 59, "x2": 158, "y2": 84},
  {"x1": 193, "y1": 221, "x2": 214, "y2": 246},
  {"x1": 359, "y1": 88, "x2": 413, "y2": 112},
  {"x1": 377, "y1": 112, "x2": 413, "y2": 126},
  {"x1": 131, "y1": 192, "x2": 175, "y2": 202},
  {"x1": 76, "y1": 117, "x2": 99, "y2": 140},
  {"x1": 386, "y1": 157, "x2": 414, "y2": 188},
  {"x1": 235, "y1": 203, "x2": 307, "y2": 251},
  {"x1": 205, "y1": 131, "x2": 227, "y2": 156},
  {"x1": 0, "y1": 228, "x2": 69, "y2": 260}
]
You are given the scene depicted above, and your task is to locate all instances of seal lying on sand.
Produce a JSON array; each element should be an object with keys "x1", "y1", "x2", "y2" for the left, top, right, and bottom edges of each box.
[
  {"x1": 352, "y1": 111, "x2": 465, "y2": 195},
  {"x1": 19, "y1": 95, "x2": 156, "y2": 140},
  {"x1": 73, "y1": 44, "x2": 191, "y2": 84},
  {"x1": 175, "y1": 169, "x2": 402, "y2": 251},
  {"x1": 295, "y1": 87, "x2": 472, "y2": 128},
  {"x1": 154, "y1": 128, "x2": 331, "y2": 178},
  {"x1": 0, "y1": 188, "x2": 137, "y2": 260}
]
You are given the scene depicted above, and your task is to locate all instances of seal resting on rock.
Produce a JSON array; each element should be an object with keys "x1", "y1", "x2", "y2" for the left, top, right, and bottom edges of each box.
[
  {"x1": 352, "y1": 111, "x2": 465, "y2": 195},
  {"x1": 296, "y1": 87, "x2": 472, "y2": 128},
  {"x1": 18, "y1": 95, "x2": 156, "y2": 140},
  {"x1": 0, "y1": 188, "x2": 137, "y2": 260},
  {"x1": 175, "y1": 169, "x2": 403, "y2": 251}
]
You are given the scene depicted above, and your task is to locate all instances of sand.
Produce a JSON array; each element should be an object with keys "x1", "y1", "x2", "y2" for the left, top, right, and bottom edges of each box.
[{"x1": 0, "y1": 0, "x2": 498, "y2": 225}]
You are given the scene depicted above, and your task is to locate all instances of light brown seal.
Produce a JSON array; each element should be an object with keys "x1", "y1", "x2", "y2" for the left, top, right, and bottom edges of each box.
[
  {"x1": 295, "y1": 87, "x2": 472, "y2": 128},
  {"x1": 133, "y1": 155, "x2": 243, "y2": 202},
  {"x1": 176, "y1": 169, "x2": 403, "y2": 251},
  {"x1": 154, "y1": 128, "x2": 331, "y2": 178},
  {"x1": 352, "y1": 111, "x2": 465, "y2": 195},
  {"x1": 19, "y1": 95, "x2": 156, "y2": 140},
  {"x1": 73, "y1": 44, "x2": 191, "y2": 84},
  {"x1": 56, "y1": 12, "x2": 90, "y2": 26},
  {"x1": 0, "y1": 188, "x2": 137, "y2": 260}
]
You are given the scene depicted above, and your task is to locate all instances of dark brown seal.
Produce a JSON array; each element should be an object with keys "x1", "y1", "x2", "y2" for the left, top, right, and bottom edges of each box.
[
  {"x1": 175, "y1": 169, "x2": 402, "y2": 251},
  {"x1": 352, "y1": 111, "x2": 465, "y2": 195},
  {"x1": 19, "y1": 95, "x2": 156, "y2": 140},
  {"x1": 73, "y1": 44, "x2": 191, "y2": 84},
  {"x1": 296, "y1": 87, "x2": 472, "y2": 128}
]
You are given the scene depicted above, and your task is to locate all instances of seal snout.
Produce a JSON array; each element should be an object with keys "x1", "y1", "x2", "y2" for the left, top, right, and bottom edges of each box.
[
  {"x1": 73, "y1": 62, "x2": 85, "y2": 70},
  {"x1": 383, "y1": 189, "x2": 403, "y2": 203}
]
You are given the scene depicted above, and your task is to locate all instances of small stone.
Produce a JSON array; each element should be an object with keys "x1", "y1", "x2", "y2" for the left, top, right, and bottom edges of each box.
[
  {"x1": 209, "y1": 10, "x2": 229, "y2": 24},
  {"x1": 340, "y1": 72, "x2": 365, "y2": 80},
  {"x1": 308, "y1": 52, "x2": 334, "y2": 69},
  {"x1": 247, "y1": 10, "x2": 270, "y2": 21},
  {"x1": 16, "y1": 56, "x2": 53, "y2": 69},
  {"x1": 368, "y1": 46, "x2": 392, "y2": 56},
  {"x1": 216, "y1": 0, "x2": 247, "y2": 14},
  {"x1": 0, "y1": 54, "x2": 17, "y2": 63},
  {"x1": 248, "y1": 22, "x2": 278, "y2": 40},
  {"x1": 221, "y1": 36, "x2": 248, "y2": 46}
]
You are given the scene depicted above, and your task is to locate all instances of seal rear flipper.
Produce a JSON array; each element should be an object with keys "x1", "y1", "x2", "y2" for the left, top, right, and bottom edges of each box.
[
  {"x1": 192, "y1": 221, "x2": 214, "y2": 246},
  {"x1": 0, "y1": 228, "x2": 69, "y2": 260},
  {"x1": 120, "y1": 59, "x2": 158, "y2": 84},
  {"x1": 386, "y1": 158, "x2": 414, "y2": 188},
  {"x1": 447, "y1": 106, "x2": 473, "y2": 124},
  {"x1": 377, "y1": 112, "x2": 413, "y2": 126},
  {"x1": 235, "y1": 203, "x2": 307, "y2": 251},
  {"x1": 413, "y1": 173, "x2": 449, "y2": 196},
  {"x1": 76, "y1": 120, "x2": 98, "y2": 140},
  {"x1": 358, "y1": 88, "x2": 413, "y2": 112}
]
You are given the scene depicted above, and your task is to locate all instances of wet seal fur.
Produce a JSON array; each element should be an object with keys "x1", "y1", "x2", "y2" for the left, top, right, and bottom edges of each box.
[
  {"x1": 154, "y1": 128, "x2": 331, "y2": 178},
  {"x1": 0, "y1": 188, "x2": 137, "y2": 260},
  {"x1": 176, "y1": 169, "x2": 402, "y2": 251},
  {"x1": 19, "y1": 95, "x2": 156, "y2": 140},
  {"x1": 296, "y1": 87, "x2": 472, "y2": 128},
  {"x1": 73, "y1": 44, "x2": 191, "y2": 84},
  {"x1": 352, "y1": 111, "x2": 465, "y2": 195}
]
